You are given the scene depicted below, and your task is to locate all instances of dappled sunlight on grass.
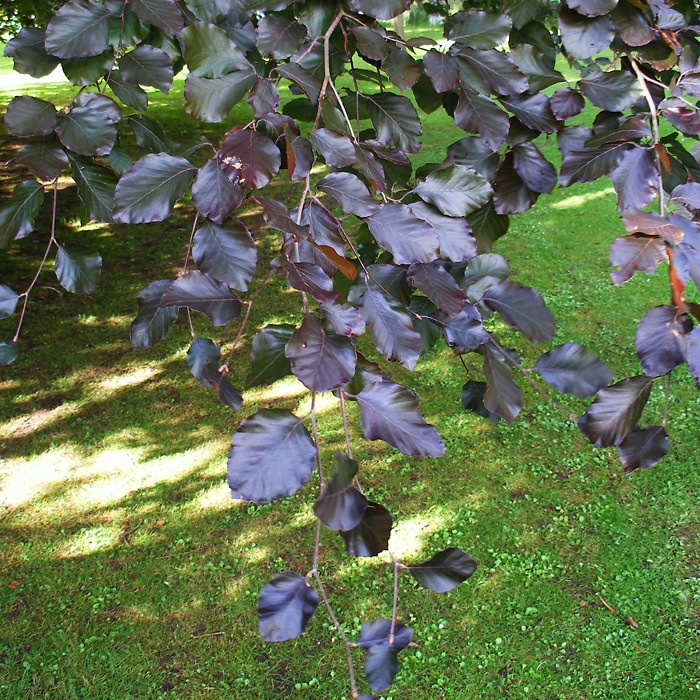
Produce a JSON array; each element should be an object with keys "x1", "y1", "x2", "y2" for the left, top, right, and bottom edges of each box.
[
  {"x1": 389, "y1": 513, "x2": 447, "y2": 560},
  {"x1": 549, "y1": 186, "x2": 616, "y2": 210},
  {"x1": 0, "y1": 446, "x2": 80, "y2": 508}
]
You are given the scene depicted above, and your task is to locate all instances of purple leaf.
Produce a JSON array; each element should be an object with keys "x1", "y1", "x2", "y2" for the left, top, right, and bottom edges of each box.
[
  {"x1": 130, "y1": 0, "x2": 184, "y2": 33},
  {"x1": 482, "y1": 280, "x2": 555, "y2": 343},
  {"x1": 130, "y1": 280, "x2": 178, "y2": 349},
  {"x1": 409, "y1": 201, "x2": 477, "y2": 263},
  {"x1": 413, "y1": 164, "x2": 493, "y2": 218},
  {"x1": 192, "y1": 158, "x2": 244, "y2": 224},
  {"x1": 635, "y1": 306, "x2": 692, "y2": 376},
  {"x1": 313, "y1": 453, "x2": 368, "y2": 531},
  {"x1": 559, "y1": 5, "x2": 615, "y2": 60},
  {"x1": 352, "y1": 380, "x2": 445, "y2": 457},
  {"x1": 319, "y1": 302, "x2": 366, "y2": 337},
  {"x1": 113, "y1": 153, "x2": 196, "y2": 224},
  {"x1": 536, "y1": 342, "x2": 613, "y2": 397},
  {"x1": 550, "y1": 87, "x2": 585, "y2": 119},
  {"x1": 285, "y1": 314, "x2": 357, "y2": 391},
  {"x1": 408, "y1": 547, "x2": 477, "y2": 593},
  {"x1": 161, "y1": 271, "x2": 241, "y2": 326},
  {"x1": 586, "y1": 376, "x2": 655, "y2": 447},
  {"x1": 340, "y1": 501, "x2": 393, "y2": 557},
  {"x1": 318, "y1": 172, "x2": 380, "y2": 217},
  {"x1": 446, "y1": 10, "x2": 512, "y2": 49},
  {"x1": 228, "y1": 409, "x2": 315, "y2": 503},
  {"x1": 283, "y1": 261, "x2": 338, "y2": 304},
  {"x1": 609, "y1": 147, "x2": 658, "y2": 212},
  {"x1": 258, "y1": 572, "x2": 319, "y2": 642},
  {"x1": 192, "y1": 219, "x2": 256, "y2": 291},
  {"x1": 5, "y1": 96, "x2": 57, "y2": 137},
  {"x1": 454, "y1": 88, "x2": 510, "y2": 151},
  {"x1": 247, "y1": 325, "x2": 294, "y2": 388},
  {"x1": 423, "y1": 50, "x2": 459, "y2": 93},
  {"x1": 45, "y1": 0, "x2": 114, "y2": 59},
  {"x1": 219, "y1": 128, "x2": 281, "y2": 190},
  {"x1": 364, "y1": 203, "x2": 440, "y2": 264},
  {"x1": 407, "y1": 262, "x2": 467, "y2": 316},
  {"x1": 619, "y1": 426, "x2": 669, "y2": 474},
  {"x1": 308, "y1": 128, "x2": 357, "y2": 169},
  {"x1": 609, "y1": 234, "x2": 668, "y2": 285},
  {"x1": 358, "y1": 283, "x2": 422, "y2": 370},
  {"x1": 482, "y1": 343, "x2": 522, "y2": 424}
]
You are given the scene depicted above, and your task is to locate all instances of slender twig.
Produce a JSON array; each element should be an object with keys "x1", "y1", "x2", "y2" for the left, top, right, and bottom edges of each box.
[
  {"x1": 310, "y1": 393, "x2": 326, "y2": 488},
  {"x1": 389, "y1": 552, "x2": 400, "y2": 645},
  {"x1": 314, "y1": 11, "x2": 346, "y2": 130},
  {"x1": 101, "y1": 0, "x2": 128, "y2": 94},
  {"x1": 662, "y1": 372, "x2": 673, "y2": 426},
  {"x1": 183, "y1": 212, "x2": 199, "y2": 274},
  {"x1": 312, "y1": 567, "x2": 359, "y2": 698},
  {"x1": 221, "y1": 268, "x2": 276, "y2": 371},
  {"x1": 190, "y1": 631, "x2": 225, "y2": 640},
  {"x1": 484, "y1": 333, "x2": 578, "y2": 421},
  {"x1": 630, "y1": 57, "x2": 664, "y2": 216},
  {"x1": 349, "y1": 55, "x2": 362, "y2": 136},
  {"x1": 295, "y1": 176, "x2": 311, "y2": 226},
  {"x1": 13, "y1": 180, "x2": 59, "y2": 343},
  {"x1": 308, "y1": 412, "x2": 358, "y2": 698},
  {"x1": 339, "y1": 391, "x2": 354, "y2": 460}
]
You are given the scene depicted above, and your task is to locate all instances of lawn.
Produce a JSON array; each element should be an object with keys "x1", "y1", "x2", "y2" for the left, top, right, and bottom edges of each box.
[{"x1": 1, "y1": 34, "x2": 700, "y2": 700}]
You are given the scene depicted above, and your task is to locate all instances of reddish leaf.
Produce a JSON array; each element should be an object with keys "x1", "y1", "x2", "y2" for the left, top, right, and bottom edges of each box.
[
  {"x1": 635, "y1": 306, "x2": 692, "y2": 376},
  {"x1": 609, "y1": 234, "x2": 668, "y2": 285}
]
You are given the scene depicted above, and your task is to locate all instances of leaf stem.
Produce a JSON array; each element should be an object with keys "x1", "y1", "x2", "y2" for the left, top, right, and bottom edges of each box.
[
  {"x1": 629, "y1": 57, "x2": 664, "y2": 217},
  {"x1": 221, "y1": 267, "x2": 275, "y2": 371},
  {"x1": 13, "y1": 180, "x2": 58, "y2": 343},
  {"x1": 389, "y1": 551, "x2": 400, "y2": 645},
  {"x1": 310, "y1": 393, "x2": 326, "y2": 488},
  {"x1": 662, "y1": 372, "x2": 672, "y2": 426},
  {"x1": 101, "y1": 0, "x2": 129, "y2": 94},
  {"x1": 314, "y1": 10, "x2": 346, "y2": 130},
  {"x1": 183, "y1": 211, "x2": 199, "y2": 273},
  {"x1": 339, "y1": 390, "x2": 354, "y2": 460}
]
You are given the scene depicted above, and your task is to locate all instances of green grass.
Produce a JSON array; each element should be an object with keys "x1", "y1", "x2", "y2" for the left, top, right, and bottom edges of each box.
[{"x1": 1, "y1": 48, "x2": 700, "y2": 700}]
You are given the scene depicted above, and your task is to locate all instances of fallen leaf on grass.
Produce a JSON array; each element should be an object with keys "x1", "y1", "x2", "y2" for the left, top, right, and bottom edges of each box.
[
  {"x1": 156, "y1": 519, "x2": 165, "y2": 526},
  {"x1": 9, "y1": 581, "x2": 19, "y2": 589}
]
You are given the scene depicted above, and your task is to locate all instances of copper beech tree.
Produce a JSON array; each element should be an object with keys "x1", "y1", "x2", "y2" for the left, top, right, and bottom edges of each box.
[{"x1": 2, "y1": 0, "x2": 700, "y2": 696}]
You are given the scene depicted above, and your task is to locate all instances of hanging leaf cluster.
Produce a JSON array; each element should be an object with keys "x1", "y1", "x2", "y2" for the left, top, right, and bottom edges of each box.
[{"x1": 3, "y1": 0, "x2": 700, "y2": 695}]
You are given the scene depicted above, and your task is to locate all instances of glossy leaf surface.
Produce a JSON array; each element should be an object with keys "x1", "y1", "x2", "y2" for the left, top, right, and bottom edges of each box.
[
  {"x1": 340, "y1": 501, "x2": 393, "y2": 557},
  {"x1": 408, "y1": 547, "x2": 477, "y2": 593},
  {"x1": 587, "y1": 376, "x2": 655, "y2": 447},
  {"x1": 161, "y1": 271, "x2": 241, "y2": 326},
  {"x1": 227, "y1": 409, "x2": 315, "y2": 503},
  {"x1": 482, "y1": 281, "x2": 555, "y2": 343},
  {"x1": 313, "y1": 453, "x2": 368, "y2": 531},
  {"x1": 192, "y1": 219, "x2": 255, "y2": 291},
  {"x1": 258, "y1": 572, "x2": 319, "y2": 642},
  {"x1": 130, "y1": 280, "x2": 178, "y2": 349},
  {"x1": 113, "y1": 154, "x2": 196, "y2": 224},
  {"x1": 635, "y1": 306, "x2": 691, "y2": 376},
  {"x1": 285, "y1": 314, "x2": 357, "y2": 392},
  {"x1": 247, "y1": 325, "x2": 294, "y2": 388},
  {"x1": 619, "y1": 426, "x2": 669, "y2": 475},
  {"x1": 535, "y1": 343, "x2": 613, "y2": 397},
  {"x1": 55, "y1": 244, "x2": 101, "y2": 294},
  {"x1": 353, "y1": 380, "x2": 445, "y2": 457}
]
